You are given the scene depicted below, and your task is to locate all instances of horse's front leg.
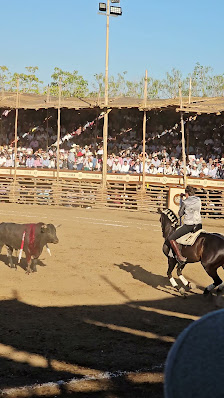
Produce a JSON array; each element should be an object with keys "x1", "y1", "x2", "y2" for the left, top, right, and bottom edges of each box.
[
  {"x1": 167, "y1": 256, "x2": 185, "y2": 294},
  {"x1": 176, "y1": 264, "x2": 195, "y2": 291},
  {"x1": 164, "y1": 243, "x2": 186, "y2": 295},
  {"x1": 164, "y1": 243, "x2": 178, "y2": 289},
  {"x1": 167, "y1": 257, "x2": 178, "y2": 288}
]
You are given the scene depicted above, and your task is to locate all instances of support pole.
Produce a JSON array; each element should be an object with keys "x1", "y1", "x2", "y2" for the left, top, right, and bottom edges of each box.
[
  {"x1": 102, "y1": 0, "x2": 110, "y2": 189},
  {"x1": 46, "y1": 85, "x2": 50, "y2": 150},
  {"x1": 179, "y1": 84, "x2": 187, "y2": 188},
  {"x1": 47, "y1": 84, "x2": 50, "y2": 103},
  {"x1": 46, "y1": 108, "x2": 49, "y2": 150},
  {"x1": 186, "y1": 123, "x2": 190, "y2": 158},
  {"x1": 188, "y1": 76, "x2": 192, "y2": 104},
  {"x1": 142, "y1": 70, "x2": 148, "y2": 191},
  {"x1": 13, "y1": 79, "x2": 19, "y2": 189},
  {"x1": 56, "y1": 79, "x2": 61, "y2": 181}
]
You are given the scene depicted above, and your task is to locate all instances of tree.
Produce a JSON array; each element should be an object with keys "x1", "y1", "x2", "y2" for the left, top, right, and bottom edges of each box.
[
  {"x1": 147, "y1": 77, "x2": 163, "y2": 99},
  {"x1": 125, "y1": 79, "x2": 142, "y2": 98},
  {"x1": 0, "y1": 66, "x2": 11, "y2": 90},
  {"x1": 161, "y1": 68, "x2": 183, "y2": 98},
  {"x1": 89, "y1": 73, "x2": 105, "y2": 98},
  {"x1": 49, "y1": 67, "x2": 88, "y2": 97},
  {"x1": 8, "y1": 66, "x2": 43, "y2": 93},
  {"x1": 191, "y1": 62, "x2": 213, "y2": 97},
  {"x1": 207, "y1": 74, "x2": 224, "y2": 97},
  {"x1": 109, "y1": 72, "x2": 128, "y2": 97}
]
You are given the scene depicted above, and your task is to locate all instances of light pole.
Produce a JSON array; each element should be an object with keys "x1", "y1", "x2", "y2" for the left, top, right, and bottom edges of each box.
[{"x1": 98, "y1": 1, "x2": 122, "y2": 189}]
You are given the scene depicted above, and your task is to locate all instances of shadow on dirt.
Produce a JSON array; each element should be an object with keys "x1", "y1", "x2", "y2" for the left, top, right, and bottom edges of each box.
[
  {"x1": 0, "y1": 280, "x2": 217, "y2": 397},
  {"x1": 115, "y1": 261, "x2": 169, "y2": 290},
  {"x1": 114, "y1": 261, "x2": 206, "y2": 295},
  {"x1": 0, "y1": 253, "x2": 47, "y2": 272}
]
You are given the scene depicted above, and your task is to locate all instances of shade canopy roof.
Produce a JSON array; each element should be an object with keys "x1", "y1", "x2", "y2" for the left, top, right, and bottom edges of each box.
[
  {"x1": 0, "y1": 92, "x2": 224, "y2": 114},
  {"x1": 178, "y1": 96, "x2": 224, "y2": 115}
]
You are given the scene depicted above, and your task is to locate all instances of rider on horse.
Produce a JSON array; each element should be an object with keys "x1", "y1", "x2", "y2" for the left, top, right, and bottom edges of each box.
[{"x1": 166, "y1": 185, "x2": 202, "y2": 266}]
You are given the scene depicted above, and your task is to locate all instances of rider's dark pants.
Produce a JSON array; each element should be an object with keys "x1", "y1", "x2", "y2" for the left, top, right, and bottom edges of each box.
[{"x1": 166, "y1": 223, "x2": 202, "y2": 247}]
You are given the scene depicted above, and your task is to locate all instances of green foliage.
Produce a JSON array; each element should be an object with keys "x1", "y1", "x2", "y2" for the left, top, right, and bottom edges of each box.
[
  {"x1": 191, "y1": 62, "x2": 213, "y2": 97},
  {"x1": 147, "y1": 77, "x2": 163, "y2": 99},
  {"x1": 161, "y1": 68, "x2": 183, "y2": 98},
  {"x1": 0, "y1": 66, "x2": 11, "y2": 90},
  {"x1": 209, "y1": 74, "x2": 224, "y2": 97},
  {"x1": 89, "y1": 73, "x2": 105, "y2": 98},
  {"x1": 1, "y1": 63, "x2": 224, "y2": 99},
  {"x1": 49, "y1": 67, "x2": 88, "y2": 98},
  {"x1": 8, "y1": 66, "x2": 43, "y2": 94}
]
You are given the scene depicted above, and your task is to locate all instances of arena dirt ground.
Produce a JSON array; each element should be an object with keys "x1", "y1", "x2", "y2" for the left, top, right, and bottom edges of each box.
[{"x1": 0, "y1": 203, "x2": 223, "y2": 398}]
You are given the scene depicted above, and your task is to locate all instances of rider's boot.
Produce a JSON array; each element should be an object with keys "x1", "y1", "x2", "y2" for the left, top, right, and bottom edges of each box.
[{"x1": 170, "y1": 240, "x2": 187, "y2": 266}]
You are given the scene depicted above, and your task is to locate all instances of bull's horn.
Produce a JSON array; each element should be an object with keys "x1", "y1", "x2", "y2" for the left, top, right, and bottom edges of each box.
[{"x1": 55, "y1": 224, "x2": 62, "y2": 228}]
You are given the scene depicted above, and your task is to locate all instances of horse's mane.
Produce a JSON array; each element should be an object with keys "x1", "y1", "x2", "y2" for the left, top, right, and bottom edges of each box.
[{"x1": 161, "y1": 208, "x2": 178, "y2": 227}]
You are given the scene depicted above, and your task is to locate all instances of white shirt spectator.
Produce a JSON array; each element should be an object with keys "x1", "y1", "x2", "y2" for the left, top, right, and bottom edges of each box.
[
  {"x1": 107, "y1": 156, "x2": 114, "y2": 169},
  {"x1": 208, "y1": 166, "x2": 217, "y2": 179},
  {"x1": 149, "y1": 165, "x2": 157, "y2": 174},
  {"x1": 134, "y1": 161, "x2": 142, "y2": 173},
  {"x1": 152, "y1": 157, "x2": 161, "y2": 168},
  {"x1": 0, "y1": 155, "x2": 6, "y2": 167},
  {"x1": 121, "y1": 162, "x2": 130, "y2": 173},
  {"x1": 190, "y1": 167, "x2": 200, "y2": 177},
  {"x1": 164, "y1": 165, "x2": 173, "y2": 175},
  {"x1": 112, "y1": 161, "x2": 121, "y2": 173},
  {"x1": 201, "y1": 166, "x2": 209, "y2": 176}
]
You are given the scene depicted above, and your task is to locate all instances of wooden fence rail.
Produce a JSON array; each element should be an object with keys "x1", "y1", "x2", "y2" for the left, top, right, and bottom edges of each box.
[{"x1": 0, "y1": 173, "x2": 223, "y2": 218}]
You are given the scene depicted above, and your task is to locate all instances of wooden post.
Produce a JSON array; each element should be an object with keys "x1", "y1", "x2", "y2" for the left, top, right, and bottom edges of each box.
[
  {"x1": 186, "y1": 123, "x2": 190, "y2": 157},
  {"x1": 179, "y1": 83, "x2": 187, "y2": 188},
  {"x1": 56, "y1": 79, "x2": 61, "y2": 181},
  {"x1": 47, "y1": 84, "x2": 50, "y2": 103},
  {"x1": 188, "y1": 76, "x2": 192, "y2": 104},
  {"x1": 142, "y1": 70, "x2": 148, "y2": 191},
  {"x1": 102, "y1": 0, "x2": 110, "y2": 189},
  {"x1": 46, "y1": 109, "x2": 49, "y2": 150},
  {"x1": 13, "y1": 79, "x2": 19, "y2": 200}
]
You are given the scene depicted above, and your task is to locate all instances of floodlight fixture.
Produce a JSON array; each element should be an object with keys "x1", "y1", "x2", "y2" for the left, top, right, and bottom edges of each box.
[
  {"x1": 99, "y1": 2, "x2": 106, "y2": 12},
  {"x1": 111, "y1": 0, "x2": 120, "y2": 3},
  {"x1": 110, "y1": 6, "x2": 122, "y2": 15}
]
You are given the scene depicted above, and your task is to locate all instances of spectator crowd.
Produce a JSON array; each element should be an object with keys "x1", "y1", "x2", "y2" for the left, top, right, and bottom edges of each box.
[{"x1": 0, "y1": 108, "x2": 224, "y2": 179}]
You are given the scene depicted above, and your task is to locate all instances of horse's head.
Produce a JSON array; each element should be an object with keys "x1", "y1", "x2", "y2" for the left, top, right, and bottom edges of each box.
[{"x1": 158, "y1": 208, "x2": 178, "y2": 239}]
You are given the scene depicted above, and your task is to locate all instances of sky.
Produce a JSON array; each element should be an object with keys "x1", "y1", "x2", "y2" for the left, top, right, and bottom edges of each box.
[{"x1": 1, "y1": 0, "x2": 224, "y2": 86}]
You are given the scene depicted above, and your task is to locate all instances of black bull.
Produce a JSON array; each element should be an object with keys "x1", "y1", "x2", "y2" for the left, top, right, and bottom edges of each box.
[
  {"x1": 0, "y1": 222, "x2": 59, "y2": 273},
  {"x1": 159, "y1": 208, "x2": 224, "y2": 295}
]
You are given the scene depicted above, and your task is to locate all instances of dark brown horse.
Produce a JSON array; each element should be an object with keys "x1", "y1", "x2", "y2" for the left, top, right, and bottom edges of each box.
[{"x1": 158, "y1": 208, "x2": 224, "y2": 295}]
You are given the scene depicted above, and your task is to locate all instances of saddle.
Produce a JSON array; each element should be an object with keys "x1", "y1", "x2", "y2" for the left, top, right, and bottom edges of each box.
[{"x1": 176, "y1": 229, "x2": 206, "y2": 246}]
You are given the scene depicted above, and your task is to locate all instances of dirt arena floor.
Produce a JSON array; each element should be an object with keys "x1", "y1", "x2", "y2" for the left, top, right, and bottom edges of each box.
[{"x1": 0, "y1": 203, "x2": 223, "y2": 398}]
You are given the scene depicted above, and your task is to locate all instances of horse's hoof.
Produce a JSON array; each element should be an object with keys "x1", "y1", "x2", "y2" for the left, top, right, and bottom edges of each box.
[
  {"x1": 179, "y1": 287, "x2": 186, "y2": 296},
  {"x1": 203, "y1": 288, "x2": 211, "y2": 296},
  {"x1": 188, "y1": 282, "x2": 196, "y2": 291}
]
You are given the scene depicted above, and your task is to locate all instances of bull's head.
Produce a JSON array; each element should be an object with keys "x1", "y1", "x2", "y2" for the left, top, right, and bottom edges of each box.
[{"x1": 41, "y1": 224, "x2": 59, "y2": 244}]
